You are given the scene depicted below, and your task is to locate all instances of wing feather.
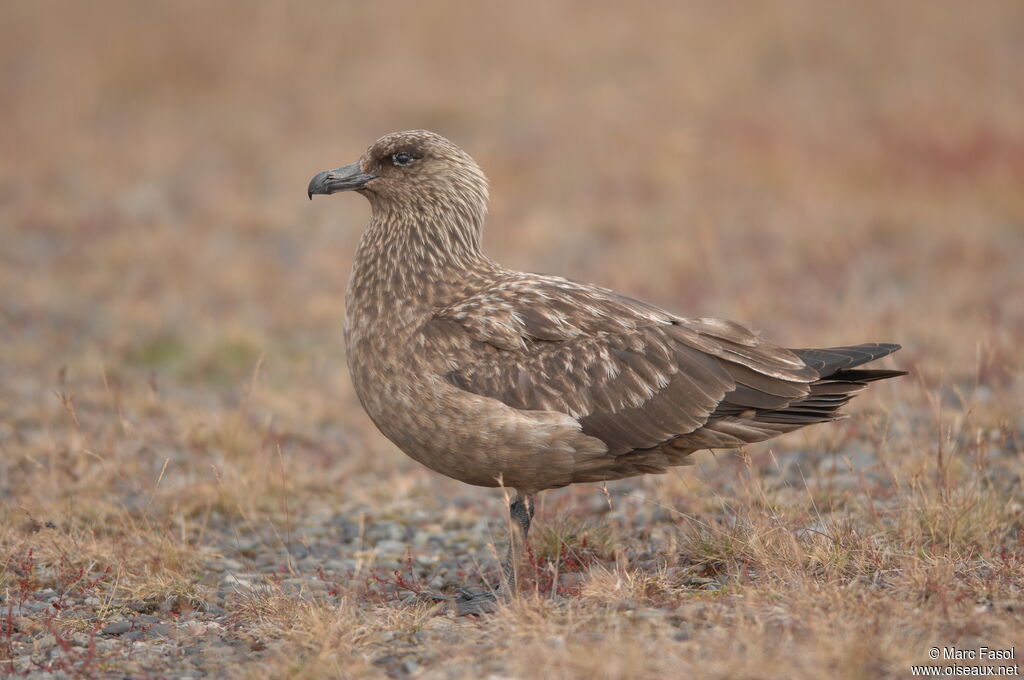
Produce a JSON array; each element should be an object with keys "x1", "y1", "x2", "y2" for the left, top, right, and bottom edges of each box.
[{"x1": 431, "y1": 275, "x2": 817, "y2": 455}]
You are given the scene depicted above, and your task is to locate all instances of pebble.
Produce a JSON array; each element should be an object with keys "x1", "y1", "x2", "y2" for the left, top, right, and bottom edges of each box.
[
  {"x1": 102, "y1": 621, "x2": 133, "y2": 635},
  {"x1": 375, "y1": 539, "x2": 408, "y2": 555},
  {"x1": 368, "y1": 521, "x2": 407, "y2": 542},
  {"x1": 325, "y1": 558, "x2": 355, "y2": 571}
]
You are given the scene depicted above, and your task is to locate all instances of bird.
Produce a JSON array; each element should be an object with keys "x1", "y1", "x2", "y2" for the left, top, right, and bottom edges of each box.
[{"x1": 307, "y1": 130, "x2": 905, "y2": 612}]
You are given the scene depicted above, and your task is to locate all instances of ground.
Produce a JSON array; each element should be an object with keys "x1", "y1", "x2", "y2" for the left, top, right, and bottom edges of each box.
[{"x1": 2, "y1": 2, "x2": 1023, "y2": 678}]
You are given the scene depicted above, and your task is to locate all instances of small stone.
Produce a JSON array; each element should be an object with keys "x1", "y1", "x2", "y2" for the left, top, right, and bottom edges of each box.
[
  {"x1": 325, "y1": 558, "x2": 352, "y2": 571},
  {"x1": 375, "y1": 540, "x2": 407, "y2": 555},
  {"x1": 101, "y1": 621, "x2": 133, "y2": 635}
]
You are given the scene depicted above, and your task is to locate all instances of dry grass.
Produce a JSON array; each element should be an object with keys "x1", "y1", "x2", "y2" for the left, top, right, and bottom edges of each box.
[{"x1": 2, "y1": 1, "x2": 1023, "y2": 678}]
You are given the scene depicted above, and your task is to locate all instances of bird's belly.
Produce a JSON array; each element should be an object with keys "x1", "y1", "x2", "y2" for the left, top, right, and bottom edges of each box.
[{"x1": 345, "y1": 349, "x2": 607, "y2": 491}]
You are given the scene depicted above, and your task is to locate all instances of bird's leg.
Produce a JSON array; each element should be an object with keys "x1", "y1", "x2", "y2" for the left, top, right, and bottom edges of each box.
[
  {"x1": 503, "y1": 493, "x2": 535, "y2": 592},
  {"x1": 444, "y1": 492, "x2": 536, "y2": 616}
]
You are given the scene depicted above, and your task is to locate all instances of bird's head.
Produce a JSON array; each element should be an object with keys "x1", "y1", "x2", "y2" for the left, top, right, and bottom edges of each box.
[{"x1": 308, "y1": 130, "x2": 489, "y2": 221}]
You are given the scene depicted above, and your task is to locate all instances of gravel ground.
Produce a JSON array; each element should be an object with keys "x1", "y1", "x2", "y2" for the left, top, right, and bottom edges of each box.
[
  {"x1": 5, "y1": 423, "x2": 1020, "y2": 679},
  {"x1": 4, "y1": 480, "x2": 724, "y2": 677},
  {"x1": 4, "y1": 502, "x2": 501, "y2": 678}
]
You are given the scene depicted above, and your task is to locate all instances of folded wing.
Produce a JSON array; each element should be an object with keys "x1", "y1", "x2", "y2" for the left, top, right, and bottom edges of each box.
[{"x1": 429, "y1": 275, "x2": 872, "y2": 457}]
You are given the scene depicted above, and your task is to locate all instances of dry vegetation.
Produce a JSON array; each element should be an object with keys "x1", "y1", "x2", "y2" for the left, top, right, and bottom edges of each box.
[{"x1": 2, "y1": 1, "x2": 1023, "y2": 678}]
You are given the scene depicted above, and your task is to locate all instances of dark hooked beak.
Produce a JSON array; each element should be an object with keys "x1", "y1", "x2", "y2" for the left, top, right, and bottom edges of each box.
[{"x1": 307, "y1": 162, "x2": 377, "y2": 199}]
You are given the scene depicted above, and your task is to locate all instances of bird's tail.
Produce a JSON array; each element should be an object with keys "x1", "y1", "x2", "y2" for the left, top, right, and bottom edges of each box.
[{"x1": 752, "y1": 343, "x2": 906, "y2": 425}]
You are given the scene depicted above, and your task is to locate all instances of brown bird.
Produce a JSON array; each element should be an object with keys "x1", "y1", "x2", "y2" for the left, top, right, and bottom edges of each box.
[{"x1": 308, "y1": 130, "x2": 904, "y2": 611}]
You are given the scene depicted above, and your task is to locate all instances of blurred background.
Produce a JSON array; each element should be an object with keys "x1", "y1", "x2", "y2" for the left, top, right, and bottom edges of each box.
[
  {"x1": 2, "y1": 0, "x2": 1023, "y2": 494},
  {"x1": 1, "y1": 2, "x2": 1022, "y2": 676},
  {"x1": 3, "y1": 1, "x2": 1022, "y2": 394}
]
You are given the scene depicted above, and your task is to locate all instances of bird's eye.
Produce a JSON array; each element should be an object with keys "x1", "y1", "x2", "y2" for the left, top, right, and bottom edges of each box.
[{"x1": 392, "y1": 152, "x2": 415, "y2": 167}]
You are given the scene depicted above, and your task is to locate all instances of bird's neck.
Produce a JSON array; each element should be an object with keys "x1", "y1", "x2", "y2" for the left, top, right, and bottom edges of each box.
[{"x1": 347, "y1": 204, "x2": 497, "y2": 314}]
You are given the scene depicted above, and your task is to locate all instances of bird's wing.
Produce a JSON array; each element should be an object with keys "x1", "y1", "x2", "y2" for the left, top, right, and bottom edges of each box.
[{"x1": 427, "y1": 274, "x2": 819, "y2": 455}]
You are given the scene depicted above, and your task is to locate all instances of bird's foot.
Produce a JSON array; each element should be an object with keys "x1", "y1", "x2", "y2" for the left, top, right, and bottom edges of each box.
[
  {"x1": 423, "y1": 586, "x2": 500, "y2": 616},
  {"x1": 450, "y1": 587, "x2": 499, "y2": 616}
]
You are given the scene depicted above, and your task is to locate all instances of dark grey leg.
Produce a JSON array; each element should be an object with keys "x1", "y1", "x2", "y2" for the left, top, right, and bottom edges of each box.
[
  {"x1": 447, "y1": 492, "x2": 536, "y2": 616},
  {"x1": 510, "y1": 493, "x2": 536, "y2": 543},
  {"x1": 503, "y1": 493, "x2": 535, "y2": 589}
]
